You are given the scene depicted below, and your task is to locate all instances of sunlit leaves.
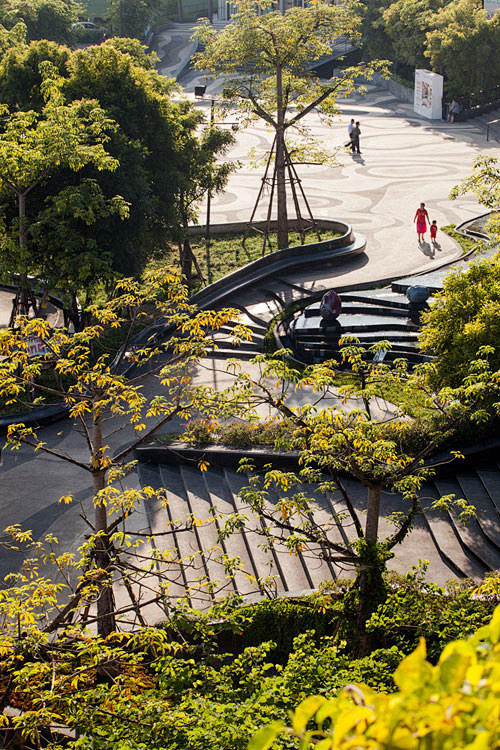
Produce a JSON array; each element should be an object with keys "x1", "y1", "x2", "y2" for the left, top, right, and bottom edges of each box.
[{"x1": 251, "y1": 605, "x2": 500, "y2": 750}]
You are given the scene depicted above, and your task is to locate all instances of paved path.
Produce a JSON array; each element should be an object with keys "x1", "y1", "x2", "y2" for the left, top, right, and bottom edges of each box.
[{"x1": 1, "y1": 68, "x2": 499, "y2": 610}]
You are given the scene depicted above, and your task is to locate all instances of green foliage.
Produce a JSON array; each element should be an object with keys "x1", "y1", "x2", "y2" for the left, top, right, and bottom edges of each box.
[
  {"x1": 441, "y1": 223, "x2": 482, "y2": 255},
  {"x1": 0, "y1": 38, "x2": 230, "y2": 315},
  {"x1": 183, "y1": 416, "x2": 298, "y2": 449},
  {"x1": 382, "y1": 0, "x2": 447, "y2": 69},
  {"x1": 0, "y1": 568, "x2": 495, "y2": 750},
  {"x1": 109, "y1": 0, "x2": 159, "y2": 38},
  {"x1": 420, "y1": 255, "x2": 500, "y2": 385},
  {"x1": 367, "y1": 563, "x2": 495, "y2": 663},
  {"x1": 0, "y1": 0, "x2": 79, "y2": 45},
  {"x1": 251, "y1": 604, "x2": 500, "y2": 750},
  {"x1": 425, "y1": 0, "x2": 500, "y2": 96},
  {"x1": 224, "y1": 596, "x2": 342, "y2": 663},
  {"x1": 360, "y1": 0, "x2": 500, "y2": 99}
]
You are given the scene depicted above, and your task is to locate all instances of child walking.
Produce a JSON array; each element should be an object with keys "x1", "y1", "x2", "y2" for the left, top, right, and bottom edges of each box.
[{"x1": 430, "y1": 220, "x2": 438, "y2": 243}]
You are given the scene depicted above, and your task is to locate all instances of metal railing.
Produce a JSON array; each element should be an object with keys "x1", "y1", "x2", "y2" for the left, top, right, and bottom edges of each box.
[{"x1": 486, "y1": 119, "x2": 500, "y2": 141}]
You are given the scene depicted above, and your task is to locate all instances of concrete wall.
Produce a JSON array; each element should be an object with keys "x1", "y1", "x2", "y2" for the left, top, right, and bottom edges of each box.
[
  {"x1": 371, "y1": 72, "x2": 414, "y2": 103},
  {"x1": 187, "y1": 218, "x2": 347, "y2": 236}
]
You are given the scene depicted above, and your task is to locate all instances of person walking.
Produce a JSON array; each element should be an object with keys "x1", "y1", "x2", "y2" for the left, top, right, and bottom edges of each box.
[
  {"x1": 345, "y1": 118, "x2": 355, "y2": 149},
  {"x1": 414, "y1": 202, "x2": 430, "y2": 242},
  {"x1": 351, "y1": 121, "x2": 361, "y2": 154},
  {"x1": 430, "y1": 220, "x2": 438, "y2": 244}
]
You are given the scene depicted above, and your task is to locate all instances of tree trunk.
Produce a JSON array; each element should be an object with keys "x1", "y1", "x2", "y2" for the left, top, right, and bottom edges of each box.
[
  {"x1": 92, "y1": 413, "x2": 116, "y2": 638},
  {"x1": 181, "y1": 236, "x2": 193, "y2": 291},
  {"x1": 13, "y1": 190, "x2": 36, "y2": 324},
  {"x1": 365, "y1": 485, "x2": 381, "y2": 543},
  {"x1": 275, "y1": 64, "x2": 288, "y2": 249},
  {"x1": 353, "y1": 551, "x2": 386, "y2": 657},
  {"x1": 353, "y1": 485, "x2": 386, "y2": 656}
]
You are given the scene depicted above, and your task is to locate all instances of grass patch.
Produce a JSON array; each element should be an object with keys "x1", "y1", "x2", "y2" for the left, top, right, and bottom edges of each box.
[
  {"x1": 441, "y1": 224, "x2": 481, "y2": 255},
  {"x1": 148, "y1": 228, "x2": 343, "y2": 293}
]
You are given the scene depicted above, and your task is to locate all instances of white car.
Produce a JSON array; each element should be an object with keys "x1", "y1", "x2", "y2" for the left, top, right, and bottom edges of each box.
[{"x1": 72, "y1": 21, "x2": 103, "y2": 30}]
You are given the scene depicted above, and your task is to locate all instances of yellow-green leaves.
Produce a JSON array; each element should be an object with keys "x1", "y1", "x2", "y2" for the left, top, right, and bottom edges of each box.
[{"x1": 251, "y1": 605, "x2": 500, "y2": 750}]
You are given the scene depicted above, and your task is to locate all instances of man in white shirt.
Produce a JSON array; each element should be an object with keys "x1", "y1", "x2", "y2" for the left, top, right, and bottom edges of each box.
[{"x1": 346, "y1": 118, "x2": 355, "y2": 150}]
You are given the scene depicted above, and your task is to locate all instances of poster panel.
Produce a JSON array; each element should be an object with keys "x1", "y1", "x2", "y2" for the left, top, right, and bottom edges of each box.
[{"x1": 414, "y1": 69, "x2": 444, "y2": 120}]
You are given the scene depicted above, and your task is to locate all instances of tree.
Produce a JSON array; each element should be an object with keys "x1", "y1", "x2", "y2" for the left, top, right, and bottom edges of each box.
[
  {"x1": 0, "y1": 64, "x2": 122, "y2": 324},
  {"x1": 0, "y1": 0, "x2": 79, "y2": 45},
  {"x1": 0, "y1": 269, "x2": 248, "y2": 638},
  {"x1": 251, "y1": 604, "x2": 500, "y2": 750},
  {"x1": 28, "y1": 178, "x2": 130, "y2": 328},
  {"x1": 420, "y1": 258, "x2": 500, "y2": 385},
  {"x1": 425, "y1": 0, "x2": 500, "y2": 95},
  {"x1": 201, "y1": 344, "x2": 498, "y2": 653},
  {"x1": 420, "y1": 155, "x2": 500, "y2": 385},
  {"x1": 0, "y1": 19, "x2": 27, "y2": 58},
  {"x1": 175, "y1": 121, "x2": 237, "y2": 289},
  {"x1": 109, "y1": 0, "x2": 160, "y2": 38},
  {"x1": 0, "y1": 39, "x2": 235, "y2": 296},
  {"x1": 358, "y1": 0, "x2": 396, "y2": 62},
  {"x1": 382, "y1": 0, "x2": 446, "y2": 69},
  {"x1": 194, "y1": 0, "x2": 388, "y2": 249}
]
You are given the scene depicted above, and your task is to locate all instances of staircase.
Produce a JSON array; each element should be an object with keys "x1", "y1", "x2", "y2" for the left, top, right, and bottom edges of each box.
[
  {"x1": 475, "y1": 110, "x2": 500, "y2": 143},
  {"x1": 136, "y1": 457, "x2": 500, "y2": 606}
]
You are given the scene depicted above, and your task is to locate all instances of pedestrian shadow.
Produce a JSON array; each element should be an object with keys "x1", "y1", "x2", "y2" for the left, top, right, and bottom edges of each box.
[
  {"x1": 419, "y1": 240, "x2": 435, "y2": 258},
  {"x1": 351, "y1": 153, "x2": 366, "y2": 165},
  {"x1": 432, "y1": 240, "x2": 442, "y2": 252}
]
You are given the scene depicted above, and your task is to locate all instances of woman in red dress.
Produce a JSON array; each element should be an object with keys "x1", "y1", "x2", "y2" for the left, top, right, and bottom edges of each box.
[{"x1": 414, "y1": 202, "x2": 430, "y2": 243}]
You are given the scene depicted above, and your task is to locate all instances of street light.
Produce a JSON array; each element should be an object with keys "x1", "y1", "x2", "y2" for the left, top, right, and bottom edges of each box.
[
  {"x1": 195, "y1": 86, "x2": 215, "y2": 248},
  {"x1": 194, "y1": 87, "x2": 239, "y2": 278}
]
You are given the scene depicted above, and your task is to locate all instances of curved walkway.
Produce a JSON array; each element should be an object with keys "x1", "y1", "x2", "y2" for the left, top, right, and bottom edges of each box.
[{"x1": 1, "y1": 84, "x2": 498, "y2": 609}]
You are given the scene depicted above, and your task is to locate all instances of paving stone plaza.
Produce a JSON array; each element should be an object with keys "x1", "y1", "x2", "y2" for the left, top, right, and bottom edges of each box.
[{"x1": 1, "y1": 31, "x2": 500, "y2": 619}]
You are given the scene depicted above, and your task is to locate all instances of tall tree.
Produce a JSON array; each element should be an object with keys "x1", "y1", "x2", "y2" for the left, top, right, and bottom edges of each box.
[
  {"x1": 206, "y1": 345, "x2": 495, "y2": 653},
  {"x1": 0, "y1": 269, "x2": 245, "y2": 637},
  {"x1": 0, "y1": 40, "x2": 232, "y2": 303},
  {"x1": 194, "y1": 0, "x2": 388, "y2": 249},
  {"x1": 109, "y1": 0, "x2": 160, "y2": 38},
  {"x1": 382, "y1": 0, "x2": 447, "y2": 69},
  {"x1": 0, "y1": 63, "x2": 121, "y2": 324},
  {"x1": 0, "y1": 0, "x2": 79, "y2": 45},
  {"x1": 425, "y1": 0, "x2": 500, "y2": 95}
]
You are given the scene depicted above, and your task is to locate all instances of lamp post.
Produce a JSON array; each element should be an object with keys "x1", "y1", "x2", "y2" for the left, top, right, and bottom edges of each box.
[
  {"x1": 194, "y1": 86, "x2": 239, "y2": 281},
  {"x1": 195, "y1": 85, "x2": 215, "y2": 282}
]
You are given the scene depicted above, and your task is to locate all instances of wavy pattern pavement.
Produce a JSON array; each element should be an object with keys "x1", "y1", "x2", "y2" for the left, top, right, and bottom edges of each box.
[{"x1": 1, "y1": 84, "x2": 499, "y2": 615}]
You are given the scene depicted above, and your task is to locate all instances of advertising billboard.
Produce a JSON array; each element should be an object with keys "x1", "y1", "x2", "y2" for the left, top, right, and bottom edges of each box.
[{"x1": 414, "y1": 69, "x2": 444, "y2": 120}]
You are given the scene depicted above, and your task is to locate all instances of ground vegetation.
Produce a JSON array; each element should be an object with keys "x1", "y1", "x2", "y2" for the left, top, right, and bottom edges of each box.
[
  {"x1": 252, "y1": 603, "x2": 500, "y2": 750},
  {"x1": 0, "y1": 541, "x2": 495, "y2": 749}
]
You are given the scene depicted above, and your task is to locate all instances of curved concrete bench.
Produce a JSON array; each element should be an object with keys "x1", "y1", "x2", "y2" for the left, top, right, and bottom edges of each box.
[
  {"x1": 0, "y1": 221, "x2": 365, "y2": 431},
  {"x1": 190, "y1": 221, "x2": 366, "y2": 310}
]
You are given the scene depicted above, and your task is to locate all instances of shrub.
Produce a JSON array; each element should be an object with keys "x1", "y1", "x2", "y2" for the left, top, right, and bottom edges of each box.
[{"x1": 251, "y1": 603, "x2": 500, "y2": 750}]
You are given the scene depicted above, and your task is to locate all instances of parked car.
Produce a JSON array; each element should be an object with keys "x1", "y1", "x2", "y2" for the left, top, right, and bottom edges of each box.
[
  {"x1": 72, "y1": 21, "x2": 109, "y2": 44},
  {"x1": 72, "y1": 21, "x2": 103, "y2": 30}
]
